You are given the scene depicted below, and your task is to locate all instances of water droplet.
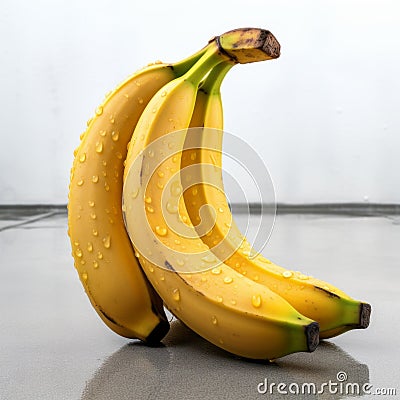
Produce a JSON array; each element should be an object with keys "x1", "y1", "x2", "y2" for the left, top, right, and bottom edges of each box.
[
  {"x1": 90, "y1": 212, "x2": 97, "y2": 220},
  {"x1": 75, "y1": 248, "x2": 83, "y2": 258},
  {"x1": 92, "y1": 229, "x2": 98, "y2": 237},
  {"x1": 190, "y1": 152, "x2": 197, "y2": 161},
  {"x1": 95, "y1": 106, "x2": 103, "y2": 116},
  {"x1": 218, "y1": 207, "x2": 224, "y2": 213},
  {"x1": 157, "y1": 170, "x2": 164, "y2": 178},
  {"x1": 157, "y1": 181, "x2": 164, "y2": 189},
  {"x1": 115, "y1": 152, "x2": 122, "y2": 159},
  {"x1": 88, "y1": 200, "x2": 95, "y2": 207},
  {"x1": 224, "y1": 276, "x2": 233, "y2": 284},
  {"x1": 111, "y1": 131, "x2": 119, "y2": 142},
  {"x1": 138, "y1": 97, "x2": 144, "y2": 104},
  {"x1": 148, "y1": 149, "x2": 155, "y2": 158},
  {"x1": 323, "y1": 285, "x2": 330, "y2": 291},
  {"x1": 92, "y1": 175, "x2": 99, "y2": 183},
  {"x1": 86, "y1": 117, "x2": 93, "y2": 127},
  {"x1": 191, "y1": 187, "x2": 198, "y2": 196},
  {"x1": 211, "y1": 315, "x2": 218, "y2": 325},
  {"x1": 93, "y1": 260, "x2": 99, "y2": 269},
  {"x1": 102, "y1": 160, "x2": 107, "y2": 167},
  {"x1": 155, "y1": 226, "x2": 168, "y2": 236},
  {"x1": 161, "y1": 90, "x2": 167, "y2": 97},
  {"x1": 282, "y1": 271, "x2": 293, "y2": 278},
  {"x1": 252, "y1": 294, "x2": 262, "y2": 308},
  {"x1": 230, "y1": 299, "x2": 237, "y2": 306},
  {"x1": 95, "y1": 141, "x2": 103, "y2": 153},
  {"x1": 81, "y1": 272, "x2": 88, "y2": 281},
  {"x1": 104, "y1": 183, "x2": 110, "y2": 192},
  {"x1": 109, "y1": 115, "x2": 115, "y2": 123},
  {"x1": 170, "y1": 181, "x2": 182, "y2": 197},
  {"x1": 152, "y1": 108, "x2": 157, "y2": 113},
  {"x1": 149, "y1": 265, "x2": 154, "y2": 273},
  {"x1": 77, "y1": 179, "x2": 84, "y2": 186},
  {"x1": 80, "y1": 131, "x2": 86, "y2": 140},
  {"x1": 172, "y1": 156, "x2": 177, "y2": 163},
  {"x1": 160, "y1": 275, "x2": 165, "y2": 281},
  {"x1": 87, "y1": 242, "x2": 93, "y2": 252},
  {"x1": 202, "y1": 254, "x2": 216, "y2": 263},
  {"x1": 79, "y1": 153, "x2": 86, "y2": 163},
  {"x1": 177, "y1": 259, "x2": 185, "y2": 266},
  {"x1": 131, "y1": 188, "x2": 139, "y2": 199},
  {"x1": 216, "y1": 295, "x2": 223, "y2": 303},
  {"x1": 146, "y1": 205, "x2": 154, "y2": 213},
  {"x1": 211, "y1": 268, "x2": 221, "y2": 276},
  {"x1": 145, "y1": 196, "x2": 152, "y2": 204},
  {"x1": 298, "y1": 273, "x2": 309, "y2": 280},
  {"x1": 253, "y1": 275, "x2": 259, "y2": 281},
  {"x1": 97, "y1": 251, "x2": 103, "y2": 260},
  {"x1": 201, "y1": 276, "x2": 207, "y2": 282},
  {"x1": 102, "y1": 235, "x2": 111, "y2": 248},
  {"x1": 174, "y1": 239, "x2": 181, "y2": 245},
  {"x1": 166, "y1": 201, "x2": 178, "y2": 214},
  {"x1": 99, "y1": 130, "x2": 107, "y2": 137},
  {"x1": 172, "y1": 288, "x2": 180, "y2": 301}
]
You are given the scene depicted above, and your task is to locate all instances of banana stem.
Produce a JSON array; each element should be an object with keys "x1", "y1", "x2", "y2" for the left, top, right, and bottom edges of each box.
[
  {"x1": 182, "y1": 42, "x2": 232, "y2": 87},
  {"x1": 172, "y1": 43, "x2": 215, "y2": 77},
  {"x1": 200, "y1": 61, "x2": 234, "y2": 95}
]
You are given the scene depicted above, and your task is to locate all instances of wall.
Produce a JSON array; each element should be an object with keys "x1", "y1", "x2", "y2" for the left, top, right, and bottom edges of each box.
[{"x1": 1, "y1": 0, "x2": 399, "y2": 205}]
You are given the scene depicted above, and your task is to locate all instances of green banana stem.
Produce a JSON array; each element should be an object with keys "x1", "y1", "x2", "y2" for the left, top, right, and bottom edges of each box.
[
  {"x1": 182, "y1": 42, "x2": 232, "y2": 87},
  {"x1": 172, "y1": 42, "x2": 215, "y2": 77},
  {"x1": 200, "y1": 61, "x2": 234, "y2": 95}
]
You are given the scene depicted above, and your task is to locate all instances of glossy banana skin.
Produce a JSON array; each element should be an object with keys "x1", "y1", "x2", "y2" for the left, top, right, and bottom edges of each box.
[
  {"x1": 123, "y1": 41, "x2": 319, "y2": 360},
  {"x1": 68, "y1": 48, "x2": 208, "y2": 342},
  {"x1": 181, "y1": 63, "x2": 371, "y2": 339}
]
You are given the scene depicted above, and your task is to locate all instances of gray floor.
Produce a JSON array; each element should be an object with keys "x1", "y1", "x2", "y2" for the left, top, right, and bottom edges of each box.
[{"x1": 1, "y1": 209, "x2": 399, "y2": 399}]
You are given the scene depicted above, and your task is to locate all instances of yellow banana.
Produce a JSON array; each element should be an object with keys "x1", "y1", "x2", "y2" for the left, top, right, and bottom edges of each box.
[
  {"x1": 123, "y1": 29, "x2": 320, "y2": 360},
  {"x1": 67, "y1": 46, "x2": 209, "y2": 342},
  {"x1": 181, "y1": 61, "x2": 371, "y2": 339}
]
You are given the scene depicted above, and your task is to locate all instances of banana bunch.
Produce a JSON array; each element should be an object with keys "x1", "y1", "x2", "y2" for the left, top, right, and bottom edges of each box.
[{"x1": 68, "y1": 28, "x2": 370, "y2": 360}]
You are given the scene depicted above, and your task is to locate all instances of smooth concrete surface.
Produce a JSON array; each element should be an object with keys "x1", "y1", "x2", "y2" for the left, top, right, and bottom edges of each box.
[{"x1": 1, "y1": 210, "x2": 399, "y2": 399}]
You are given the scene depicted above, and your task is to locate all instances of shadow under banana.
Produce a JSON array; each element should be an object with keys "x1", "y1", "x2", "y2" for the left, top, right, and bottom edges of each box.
[{"x1": 82, "y1": 321, "x2": 369, "y2": 400}]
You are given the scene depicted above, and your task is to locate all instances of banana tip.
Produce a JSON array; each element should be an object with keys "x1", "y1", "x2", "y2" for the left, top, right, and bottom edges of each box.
[
  {"x1": 305, "y1": 322, "x2": 320, "y2": 352},
  {"x1": 143, "y1": 319, "x2": 170, "y2": 346}
]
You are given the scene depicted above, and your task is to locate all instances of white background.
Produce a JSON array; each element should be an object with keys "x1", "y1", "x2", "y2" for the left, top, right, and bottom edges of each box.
[{"x1": 1, "y1": 0, "x2": 399, "y2": 205}]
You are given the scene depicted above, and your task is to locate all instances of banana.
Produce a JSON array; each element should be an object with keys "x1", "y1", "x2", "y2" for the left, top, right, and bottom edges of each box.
[
  {"x1": 123, "y1": 29, "x2": 320, "y2": 360},
  {"x1": 67, "y1": 46, "x2": 210, "y2": 343},
  {"x1": 181, "y1": 60, "x2": 371, "y2": 339}
]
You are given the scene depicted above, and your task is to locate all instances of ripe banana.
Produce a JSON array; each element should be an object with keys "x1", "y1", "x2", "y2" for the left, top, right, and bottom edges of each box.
[
  {"x1": 67, "y1": 46, "x2": 210, "y2": 343},
  {"x1": 181, "y1": 61, "x2": 371, "y2": 339},
  {"x1": 123, "y1": 29, "x2": 320, "y2": 360}
]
